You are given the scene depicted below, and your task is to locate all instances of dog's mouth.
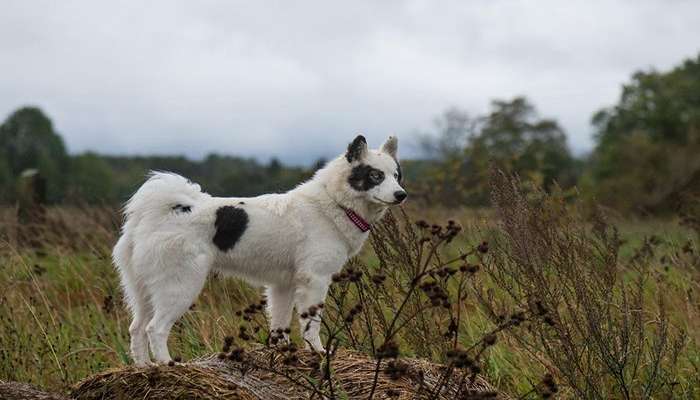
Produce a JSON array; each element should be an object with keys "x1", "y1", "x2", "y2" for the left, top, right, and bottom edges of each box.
[{"x1": 373, "y1": 197, "x2": 403, "y2": 206}]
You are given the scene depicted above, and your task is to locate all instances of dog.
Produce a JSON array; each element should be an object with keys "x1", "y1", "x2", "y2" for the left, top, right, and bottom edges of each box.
[{"x1": 113, "y1": 135, "x2": 406, "y2": 365}]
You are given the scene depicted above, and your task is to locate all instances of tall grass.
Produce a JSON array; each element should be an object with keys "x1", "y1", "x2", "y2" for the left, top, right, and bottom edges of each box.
[
  {"x1": 480, "y1": 170, "x2": 697, "y2": 399},
  {"x1": 0, "y1": 179, "x2": 698, "y2": 399},
  {"x1": 0, "y1": 205, "x2": 261, "y2": 393}
]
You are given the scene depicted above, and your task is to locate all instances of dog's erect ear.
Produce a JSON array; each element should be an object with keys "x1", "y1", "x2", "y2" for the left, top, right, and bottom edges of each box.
[
  {"x1": 345, "y1": 134, "x2": 368, "y2": 163},
  {"x1": 380, "y1": 135, "x2": 398, "y2": 158}
]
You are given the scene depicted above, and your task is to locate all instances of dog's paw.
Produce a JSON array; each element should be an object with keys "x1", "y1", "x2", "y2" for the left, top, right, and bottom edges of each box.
[
  {"x1": 304, "y1": 341, "x2": 326, "y2": 354},
  {"x1": 132, "y1": 359, "x2": 155, "y2": 367}
]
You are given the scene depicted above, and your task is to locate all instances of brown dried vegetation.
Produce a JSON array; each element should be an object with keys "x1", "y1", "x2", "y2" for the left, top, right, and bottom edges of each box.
[
  {"x1": 1, "y1": 171, "x2": 699, "y2": 399},
  {"x1": 475, "y1": 169, "x2": 695, "y2": 399}
]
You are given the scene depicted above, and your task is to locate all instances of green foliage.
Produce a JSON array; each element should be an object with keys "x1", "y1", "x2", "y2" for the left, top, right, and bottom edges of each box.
[
  {"x1": 0, "y1": 156, "x2": 11, "y2": 196},
  {"x1": 417, "y1": 97, "x2": 578, "y2": 207},
  {"x1": 588, "y1": 53, "x2": 700, "y2": 212},
  {"x1": 593, "y1": 54, "x2": 700, "y2": 148},
  {"x1": 66, "y1": 153, "x2": 117, "y2": 203},
  {"x1": 96, "y1": 154, "x2": 314, "y2": 203},
  {"x1": 470, "y1": 97, "x2": 578, "y2": 197},
  {"x1": 0, "y1": 107, "x2": 315, "y2": 204},
  {"x1": 0, "y1": 107, "x2": 69, "y2": 202},
  {"x1": 582, "y1": 132, "x2": 700, "y2": 211}
]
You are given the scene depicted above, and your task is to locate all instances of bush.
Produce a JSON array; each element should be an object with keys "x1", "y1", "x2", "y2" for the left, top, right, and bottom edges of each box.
[{"x1": 474, "y1": 169, "x2": 692, "y2": 399}]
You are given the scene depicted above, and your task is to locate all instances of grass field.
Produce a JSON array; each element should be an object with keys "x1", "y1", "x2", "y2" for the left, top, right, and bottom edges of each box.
[{"x1": 1, "y1": 197, "x2": 699, "y2": 399}]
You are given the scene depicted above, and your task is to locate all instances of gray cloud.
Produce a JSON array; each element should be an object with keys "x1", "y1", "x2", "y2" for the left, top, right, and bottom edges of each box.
[{"x1": 1, "y1": 0, "x2": 699, "y2": 164}]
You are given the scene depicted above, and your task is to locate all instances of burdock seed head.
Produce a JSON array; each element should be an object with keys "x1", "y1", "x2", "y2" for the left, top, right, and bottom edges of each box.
[
  {"x1": 377, "y1": 340, "x2": 400, "y2": 359},
  {"x1": 228, "y1": 347, "x2": 245, "y2": 361},
  {"x1": 371, "y1": 274, "x2": 386, "y2": 284},
  {"x1": 384, "y1": 360, "x2": 409, "y2": 380},
  {"x1": 484, "y1": 333, "x2": 498, "y2": 346},
  {"x1": 223, "y1": 336, "x2": 234, "y2": 352},
  {"x1": 540, "y1": 373, "x2": 559, "y2": 398}
]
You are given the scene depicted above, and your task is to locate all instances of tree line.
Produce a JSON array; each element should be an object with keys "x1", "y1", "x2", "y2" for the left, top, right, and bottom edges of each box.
[
  {"x1": 415, "y1": 53, "x2": 700, "y2": 213},
  {"x1": 0, "y1": 109, "x2": 317, "y2": 204},
  {"x1": 2, "y1": 53, "x2": 699, "y2": 213}
]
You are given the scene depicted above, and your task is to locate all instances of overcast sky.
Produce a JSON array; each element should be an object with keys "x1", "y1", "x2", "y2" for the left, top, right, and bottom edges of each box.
[{"x1": 1, "y1": 1, "x2": 699, "y2": 164}]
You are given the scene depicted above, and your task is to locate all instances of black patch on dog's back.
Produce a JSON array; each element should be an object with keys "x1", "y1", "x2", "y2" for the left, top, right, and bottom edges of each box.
[
  {"x1": 213, "y1": 206, "x2": 248, "y2": 252},
  {"x1": 348, "y1": 164, "x2": 385, "y2": 191}
]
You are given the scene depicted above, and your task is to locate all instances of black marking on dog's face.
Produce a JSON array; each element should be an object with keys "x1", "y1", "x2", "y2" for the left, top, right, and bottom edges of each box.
[
  {"x1": 213, "y1": 206, "x2": 249, "y2": 251},
  {"x1": 394, "y1": 160, "x2": 402, "y2": 183},
  {"x1": 345, "y1": 135, "x2": 367, "y2": 163},
  {"x1": 348, "y1": 164, "x2": 385, "y2": 191},
  {"x1": 172, "y1": 204, "x2": 192, "y2": 213}
]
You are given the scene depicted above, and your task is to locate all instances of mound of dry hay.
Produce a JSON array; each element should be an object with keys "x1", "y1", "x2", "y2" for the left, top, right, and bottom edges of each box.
[
  {"x1": 72, "y1": 346, "x2": 508, "y2": 399},
  {"x1": 0, "y1": 380, "x2": 68, "y2": 400}
]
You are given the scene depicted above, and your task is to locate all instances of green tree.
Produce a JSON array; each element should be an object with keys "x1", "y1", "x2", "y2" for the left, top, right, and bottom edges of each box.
[
  {"x1": 0, "y1": 107, "x2": 69, "y2": 202},
  {"x1": 266, "y1": 157, "x2": 283, "y2": 176},
  {"x1": 66, "y1": 152, "x2": 116, "y2": 203},
  {"x1": 469, "y1": 97, "x2": 577, "y2": 197},
  {"x1": 0, "y1": 156, "x2": 11, "y2": 202},
  {"x1": 418, "y1": 97, "x2": 578, "y2": 207},
  {"x1": 593, "y1": 54, "x2": 700, "y2": 150},
  {"x1": 587, "y1": 53, "x2": 700, "y2": 211}
]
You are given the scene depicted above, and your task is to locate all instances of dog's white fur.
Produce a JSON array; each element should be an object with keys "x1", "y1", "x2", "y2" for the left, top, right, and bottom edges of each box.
[{"x1": 113, "y1": 135, "x2": 405, "y2": 365}]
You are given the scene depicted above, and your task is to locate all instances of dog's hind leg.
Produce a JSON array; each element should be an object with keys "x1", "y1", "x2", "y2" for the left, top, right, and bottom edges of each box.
[
  {"x1": 265, "y1": 285, "x2": 295, "y2": 334},
  {"x1": 125, "y1": 280, "x2": 153, "y2": 366},
  {"x1": 114, "y1": 233, "x2": 153, "y2": 366},
  {"x1": 145, "y1": 253, "x2": 210, "y2": 363}
]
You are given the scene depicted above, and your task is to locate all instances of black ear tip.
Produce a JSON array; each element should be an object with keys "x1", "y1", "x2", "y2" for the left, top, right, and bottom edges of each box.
[{"x1": 346, "y1": 134, "x2": 368, "y2": 162}]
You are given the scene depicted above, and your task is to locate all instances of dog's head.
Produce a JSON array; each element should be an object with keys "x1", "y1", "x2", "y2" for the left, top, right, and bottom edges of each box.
[{"x1": 343, "y1": 134, "x2": 407, "y2": 206}]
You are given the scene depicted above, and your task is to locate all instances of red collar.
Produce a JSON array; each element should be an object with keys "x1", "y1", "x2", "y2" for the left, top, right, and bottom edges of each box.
[{"x1": 341, "y1": 207, "x2": 371, "y2": 232}]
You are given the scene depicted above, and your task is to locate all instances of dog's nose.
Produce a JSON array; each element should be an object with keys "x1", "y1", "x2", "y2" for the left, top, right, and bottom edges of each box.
[{"x1": 394, "y1": 190, "x2": 407, "y2": 203}]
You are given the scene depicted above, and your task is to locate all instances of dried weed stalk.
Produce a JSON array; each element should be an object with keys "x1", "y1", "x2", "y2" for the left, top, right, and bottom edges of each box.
[
  {"x1": 214, "y1": 207, "x2": 547, "y2": 399},
  {"x1": 476, "y1": 168, "x2": 687, "y2": 399}
]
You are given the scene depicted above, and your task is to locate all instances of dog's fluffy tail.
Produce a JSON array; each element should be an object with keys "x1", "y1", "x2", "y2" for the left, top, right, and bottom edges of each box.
[
  {"x1": 114, "y1": 171, "x2": 207, "y2": 273},
  {"x1": 123, "y1": 171, "x2": 206, "y2": 222}
]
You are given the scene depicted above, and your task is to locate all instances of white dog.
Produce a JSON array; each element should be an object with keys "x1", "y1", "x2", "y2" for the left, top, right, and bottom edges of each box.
[{"x1": 113, "y1": 135, "x2": 406, "y2": 365}]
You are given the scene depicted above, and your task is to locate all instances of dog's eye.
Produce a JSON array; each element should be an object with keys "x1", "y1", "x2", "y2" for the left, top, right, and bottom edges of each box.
[{"x1": 369, "y1": 170, "x2": 384, "y2": 183}]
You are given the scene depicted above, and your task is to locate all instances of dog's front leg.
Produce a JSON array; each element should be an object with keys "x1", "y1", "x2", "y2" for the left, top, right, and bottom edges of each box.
[
  {"x1": 293, "y1": 273, "x2": 331, "y2": 353},
  {"x1": 265, "y1": 284, "x2": 295, "y2": 336}
]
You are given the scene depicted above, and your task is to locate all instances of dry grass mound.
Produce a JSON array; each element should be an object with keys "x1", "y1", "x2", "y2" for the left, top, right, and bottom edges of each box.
[
  {"x1": 72, "y1": 347, "x2": 507, "y2": 400},
  {"x1": 0, "y1": 380, "x2": 68, "y2": 400}
]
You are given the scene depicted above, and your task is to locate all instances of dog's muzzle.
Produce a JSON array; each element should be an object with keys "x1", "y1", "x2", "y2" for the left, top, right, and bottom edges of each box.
[{"x1": 393, "y1": 190, "x2": 407, "y2": 204}]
